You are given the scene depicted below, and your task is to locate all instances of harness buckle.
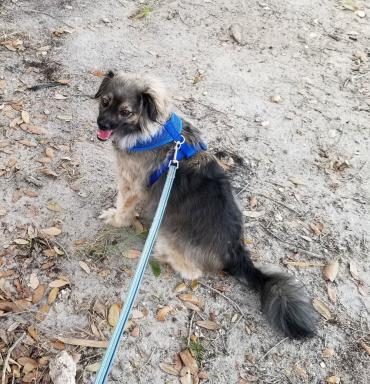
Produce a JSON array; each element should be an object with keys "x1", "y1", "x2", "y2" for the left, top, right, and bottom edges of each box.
[{"x1": 169, "y1": 135, "x2": 185, "y2": 169}]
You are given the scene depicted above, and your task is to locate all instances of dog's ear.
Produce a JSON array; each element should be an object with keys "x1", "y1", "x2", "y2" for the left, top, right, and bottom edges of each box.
[
  {"x1": 141, "y1": 89, "x2": 159, "y2": 122},
  {"x1": 94, "y1": 70, "x2": 115, "y2": 98}
]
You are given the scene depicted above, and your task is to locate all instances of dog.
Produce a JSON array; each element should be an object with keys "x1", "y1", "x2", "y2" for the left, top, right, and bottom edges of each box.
[{"x1": 94, "y1": 71, "x2": 317, "y2": 338}]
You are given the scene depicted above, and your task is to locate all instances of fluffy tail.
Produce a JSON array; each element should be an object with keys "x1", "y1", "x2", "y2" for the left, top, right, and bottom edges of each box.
[{"x1": 225, "y1": 245, "x2": 317, "y2": 338}]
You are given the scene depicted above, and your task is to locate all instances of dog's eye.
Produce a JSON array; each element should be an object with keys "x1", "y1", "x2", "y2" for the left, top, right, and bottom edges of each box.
[
  {"x1": 101, "y1": 97, "x2": 109, "y2": 107},
  {"x1": 120, "y1": 110, "x2": 132, "y2": 117}
]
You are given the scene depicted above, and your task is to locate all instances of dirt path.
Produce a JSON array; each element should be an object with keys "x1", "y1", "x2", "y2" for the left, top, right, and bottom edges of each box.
[{"x1": 1, "y1": 0, "x2": 369, "y2": 383}]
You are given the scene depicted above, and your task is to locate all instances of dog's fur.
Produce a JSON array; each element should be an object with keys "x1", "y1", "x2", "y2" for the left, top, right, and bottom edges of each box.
[{"x1": 95, "y1": 72, "x2": 317, "y2": 338}]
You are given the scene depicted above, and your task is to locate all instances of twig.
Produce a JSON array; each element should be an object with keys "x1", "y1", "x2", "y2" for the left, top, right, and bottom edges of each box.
[
  {"x1": 27, "y1": 82, "x2": 68, "y2": 92},
  {"x1": 138, "y1": 347, "x2": 157, "y2": 371},
  {"x1": 236, "y1": 185, "x2": 248, "y2": 197},
  {"x1": 257, "y1": 193, "x2": 301, "y2": 215},
  {"x1": 53, "y1": 240, "x2": 71, "y2": 260},
  {"x1": 187, "y1": 311, "x2": 195, "y2": 347},
  {"x1": 262, "y1": 225, "x2": 325, "y2": 260},
  {"x1": 259, "y1": 337, "x2": 288, "y2": 361},
  {"x1": 24, "y1": 9, "x2": 74, "y2": 28},
  {"x1": 2, "y1": 333, "x2": 26, "y2": 384},
  {"x1": 198, "y1": 281, "x2": 246, "y2": 318}
]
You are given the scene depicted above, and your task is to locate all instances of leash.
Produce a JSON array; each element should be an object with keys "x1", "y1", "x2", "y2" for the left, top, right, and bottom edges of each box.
[{"x1": 94, "y1": 140, "x2": 183, "y2": 384}]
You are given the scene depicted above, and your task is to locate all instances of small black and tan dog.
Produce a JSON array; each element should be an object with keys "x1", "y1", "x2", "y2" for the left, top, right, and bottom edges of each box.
[{"x1": 95, "y1": 71, "x2": 317, "y2": 338}]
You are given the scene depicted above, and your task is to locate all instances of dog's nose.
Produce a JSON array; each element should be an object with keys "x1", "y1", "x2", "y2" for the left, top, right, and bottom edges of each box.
[{"x1": 97, "y1": 119, "x2": 111, "y2": 131}]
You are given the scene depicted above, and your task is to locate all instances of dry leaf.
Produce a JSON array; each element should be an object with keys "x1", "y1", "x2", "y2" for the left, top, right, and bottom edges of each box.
[
  {"x1": 159, "y1": 362, "x2": 179, "y2": 376},
  {"x1": 310, "y1": 222, "x2": 324, "y2": 235},
  {"x1": 86, "y1": 362, "x2": 101, "y2": 372},
  {"x1": 57, "y1": 337, "x2": 108, "y2": 348},
  {"x1": 40, "y1": 227, "x2": 62, "y2": 236},
  {"x1": 23, "y1": 189, "x2": 39, "y2": 197},
  {"x1": 180, "y1": 370, "x2": 192, "y2": 384},
  {"x1": 174, "y1": 282, "x2": 187, "y2": 293},
  {"x1": 130, "y1": 326, "x2": 140, "y2": 337},
  {"x1": 361, "y1": 342, "x2": 370, "y2": 356},
  {"x1": 249, "y1": 196, "x2": 257, "y2": 208},
  {"x1": 326, "y1": 376, "x2": 340, "y2": 384},
  {"x1": 349, "y1": 261, "x2": 360, "y2": 280},
  {"x1": 14, "y1": 238, "x2": 29, "y2": 245},
  {"x1": 156, "y1": 306, "x2": 173, "y2": 321},
  {"x1": 289, "y1": 176, "x2": 306, "y2": 186},
  {"x1": 49, "y1": 278, "x2": 70, "y2": 288},
  {"x1": 283, "y1": 260, "x2": 324, "y2": 268},
  {"x1": 39, "y1": 167, "x2": 58, "y2": 177},
  {"x1": 243, "y1": 210, "x2": 265, "y2": 218},
  {"x1": 29, "y1": 273, "x2": 40, "y2": 289},
  {"x1": 179, "y1": 349, "x2": 198, "y2": 374},
  {"x1": 79, "y1": 260, "x2": 91, "y2": 274},
  {"x1": 132, "y1": 217, "x2": 144, "y2": 233},
  {"x1": 196, "y1": 320, "x2": 220, "y2": 330},
  {"x1": 47, "y1": 202, "x2": 61, "y2": 212},
  {"x1": 32, "y1": 284, "x2": 46, "y2": 303},
  {"x1": 108, "y1": 303, "x2": 121, "y2": 327},
  {"x1": 178, "y1": 294, "x2": 203, "y2": 307},
  {"x1": 22, "y1": 372, "x2": 38, "y2": 383},
  {"x1": 18, "y1": 356, "x2": 38, "y2": 372},
  {"x1": 25, "y1": 125, "x2": 48, "y2": 135},
  {"x1": 323, "y1": 260, "x2": 339, "y2": 282},
  {"x1": 45, "y1": 147, "x2": 54, "y2": 158},
  {"x1": 27, "y1": 325, "x2": 38, "y2": 341},
  {"x1": 323, "y1": 347, "x2": 334, "y2": 358},
  {"x1": 19, "y1": 139, "x2": 38, "y2": 147},
  {"x1": 327, "y1": 285, "x2": 337, "y2": 303},
  {"x1": 48, "y1": 287, "x2": 59, "y2": 304},
  {"x1": 0, "y1": 205, "x2": 7, "y2": 217},
  {"x1": 36, "y1": 304, "x2": 50, "y2": 322},
  {"x1": 123, "y1": 249, "x2": 141, "y2": 259},
  {"x1": 21, "y1": 111, "x2": 30, "y2": 123},
  {"x1": 54, "y1": 93, "x2": 67, "y2": 100},
  {"x1": 90, "y1": 70, "x2": 105, "y2": 77},
  {"x1": 191, "y1": 280, "x2": 199, "y2": 291},
  {"x1": 313, "y1": 298, "x2": 332, "y2": 320}
]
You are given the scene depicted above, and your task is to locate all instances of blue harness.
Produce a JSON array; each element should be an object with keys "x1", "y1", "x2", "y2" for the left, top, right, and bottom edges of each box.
[{"x1": 128, "y1": 113, "x2": 207, "y2": 186}]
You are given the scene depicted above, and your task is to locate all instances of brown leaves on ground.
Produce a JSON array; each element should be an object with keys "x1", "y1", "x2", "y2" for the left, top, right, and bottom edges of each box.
[
  {"x1": 323, "y1": 260, "x2": 339, "y2": 282},
  {"x1": 108, "y1": 303, "x2": 121, "y2": 327},
  {"x1": 313, "y1": 298, "x2": 332, "y2": 320},
  {"x1": 156, "y1": 306, "x2": 173, "y2": 321},
  {"x1": 179, "y1": 349, "x2": 198, "y2": 374}
]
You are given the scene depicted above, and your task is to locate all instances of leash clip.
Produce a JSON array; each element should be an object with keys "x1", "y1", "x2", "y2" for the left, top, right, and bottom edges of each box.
[{"x1": 169, "y1": 135, "x2": 185, "y2": 169}]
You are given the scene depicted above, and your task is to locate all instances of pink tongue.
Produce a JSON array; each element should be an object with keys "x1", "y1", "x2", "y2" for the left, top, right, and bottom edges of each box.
[{"x1": 97, "y1": 129, "x2": 113, "y2": 140}]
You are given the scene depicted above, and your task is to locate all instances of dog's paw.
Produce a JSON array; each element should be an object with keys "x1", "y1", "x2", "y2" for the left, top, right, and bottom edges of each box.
[{"x1": 99, "y1": 208, "x2": 131, "y2": 227}]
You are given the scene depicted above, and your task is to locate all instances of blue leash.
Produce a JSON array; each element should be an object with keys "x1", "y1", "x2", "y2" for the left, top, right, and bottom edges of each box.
[{"x1": 94, "y1": 145, "x2": 181, "y2": 383}]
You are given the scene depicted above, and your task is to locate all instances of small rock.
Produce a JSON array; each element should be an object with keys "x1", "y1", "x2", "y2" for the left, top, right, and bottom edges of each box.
[
  {"x1": 355, "y1": 10, "x2": 366, "y2": 18},
  {"x1": 270, "y1": 94, "x2": 281, "y2": 103},
  {"x1": 49, "y1": 351, "x2": 76, "y2": 384},
  {"x1": 260, "y1": 120, "x2": 270, "y2": 127},
  {"x1": 230, "y1": 23, "x2": 244, "y2": 45}
]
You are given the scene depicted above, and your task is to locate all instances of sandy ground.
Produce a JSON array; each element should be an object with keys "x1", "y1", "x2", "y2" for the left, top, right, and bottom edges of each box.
[{"x1": 1, "y1": 0, "x2": 370, "y2": 383}]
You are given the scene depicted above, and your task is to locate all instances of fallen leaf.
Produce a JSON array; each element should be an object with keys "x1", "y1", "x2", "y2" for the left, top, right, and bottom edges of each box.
[
  {"x1": 0, "y1": 301, "x2": 21, "y2": 312},
  {"x1": 179, "y1": 349, "x2": 198, "y2": 374},
  {"x1": 130, "y1": 326, "x2": 140, "y2": 337},
  {"x1": 36, "y1": 304, "x2": 50, "y2": 322},
  {"x1": 361, "y1": 342, "x2": 370, "y2": 356},
  {"x1": 23, "y1": 189, "x2": 39, "y2": 197},
  {"x1": 323, "y1": 347, "x2": 334, "y2": 358},
  {"x1": 39, "y1": 167, "x2": 58, "y2": 177},
  {"x1": 123, "y1": 249, "x2": 141, "y2": 259},
  {"x1": 24, "y1": 125, "x2": 48, "y2": 135},
  {"x1": 132, "y1": 217, "x2": 144, "y2": 233},
  {"x1": 313, "y1": 298, "x2": 332, "y2": 320},
  {"x1": 178, "y1": 294, "x2": 203, "y2": 307},
  {"x1": 27, "y1": 325, "x2": 38, "y2": 341},
  {"x1": 108, "y1": 303, "x2": 121, "y2": 327},
  {"x1": 29, "y1": 273, "x2": 40, "y2": 289},
  {"x1": 21, "y1": 111, "x2": 30, "y2": 123},
  {"x1": 156, "y1": 306, "x2": 173, "y2": 321},
  {"x1": 249, "y1": 195, "x2": 257, "y2": 208},
  {"x1": 14, "y1": 238, "x2": 29, "y2": 245},
  {"x1": 174, "y1": 282, "x2": 187, "y2": 293},
  {"x1": 90, "y1": 70, "x2": 105, "y2": 77},
  {"x1": 0, "y1": 205, "x2": 7, "y2": 216},
  {"x1": 19, "y1": 139, "x2": 38, "y2": 147},
  {"x1": 149, "y1": 259, "x2": 161, "y2": 277},
  {"x1": 49, "y1": 278, "x2": 70, "y2": 288},
  {"x1": 180, "y1": 370, "x2": 192, "y2": 384},
  {"x1": 57, "y1": 337, "x2": 108, "y2": 348},
  {"x1": 349, "y1": 261, "x2": 360, "y2": 280},
  {"x1": 45, "y1": 147, "x2": 54, "y2": 158},
  {"x1": 327, "y1": 285, "x2": 337, "y2": 303},
  {"x1": 323, "y1": 260, "x2": 339, "y2": 282},
  {"x1": 22, "y1": 372, "x2": 38, "y2": 383},
  {"x1": 32, "y1": 284, "x2": 46, "y2": 303},
  {"x1": 47, "y1": 202, "x2": 61, "y2": 212},
  {"x1": 196, "y1": 320, "x2": 220, "y2": 330},
  {"x1": 159, "y1": 362, "x2": 179, "y2": 376},
  {"x1": 48, "y1": 287, "x2": 59, "y2": 304},
  {"x1": 191, "y1": 280, "x2": 199, "y2": 291},
  {"x1": 129, "y1": 5, "x2": 152, "y2": 20},
  {"x1": 289, "y1": 176, "x2": 306, "y2": 186},
  {"x1": 310, "y1": 222, "x2": 324, "y2": 235},
  {"x1": 243, "y1": 210, "x2": 265, "y2": 218},
  {"x1": 283, "y1": 260, "x2": 325, "y2": 268},
  {"x1": 325, "y1": 376, "x2": 340, "y2": 384},
  {"x1": 18, "y1": 356, "x2": 38, "y2": 373},
  {"x1": 54, "y1": 93, "x2": 68, "y2": 100},
  {"x1": 40, "y1": 227, "x2": 61, "y2": 237},
  {"x1": 79, "y1": 260, "x2": 91, "y2": 274},
  {"x1": 86, "y1": 362, "x2": 101, "y2": 372}
]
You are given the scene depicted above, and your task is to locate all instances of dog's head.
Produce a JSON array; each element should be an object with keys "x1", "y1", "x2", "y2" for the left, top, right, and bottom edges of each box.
[{"x1": 94, "y1": 71, "x2": 170, "y2": 148}]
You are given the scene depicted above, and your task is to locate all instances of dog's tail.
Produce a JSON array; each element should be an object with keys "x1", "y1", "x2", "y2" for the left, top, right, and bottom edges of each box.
[{"x1": 225, "y1": 244, "x2": 317, "y2": 338}]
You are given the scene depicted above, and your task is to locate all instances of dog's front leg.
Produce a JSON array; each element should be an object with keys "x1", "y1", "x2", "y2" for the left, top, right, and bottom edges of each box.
[{"x1": 99, "y1": 180, "x2": 142, "y2": 227}]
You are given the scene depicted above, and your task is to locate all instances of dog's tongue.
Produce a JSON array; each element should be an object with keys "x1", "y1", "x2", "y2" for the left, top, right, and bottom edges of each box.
[{"x1": 97, "y1": 129, "x2": 113, "y2": 141}]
